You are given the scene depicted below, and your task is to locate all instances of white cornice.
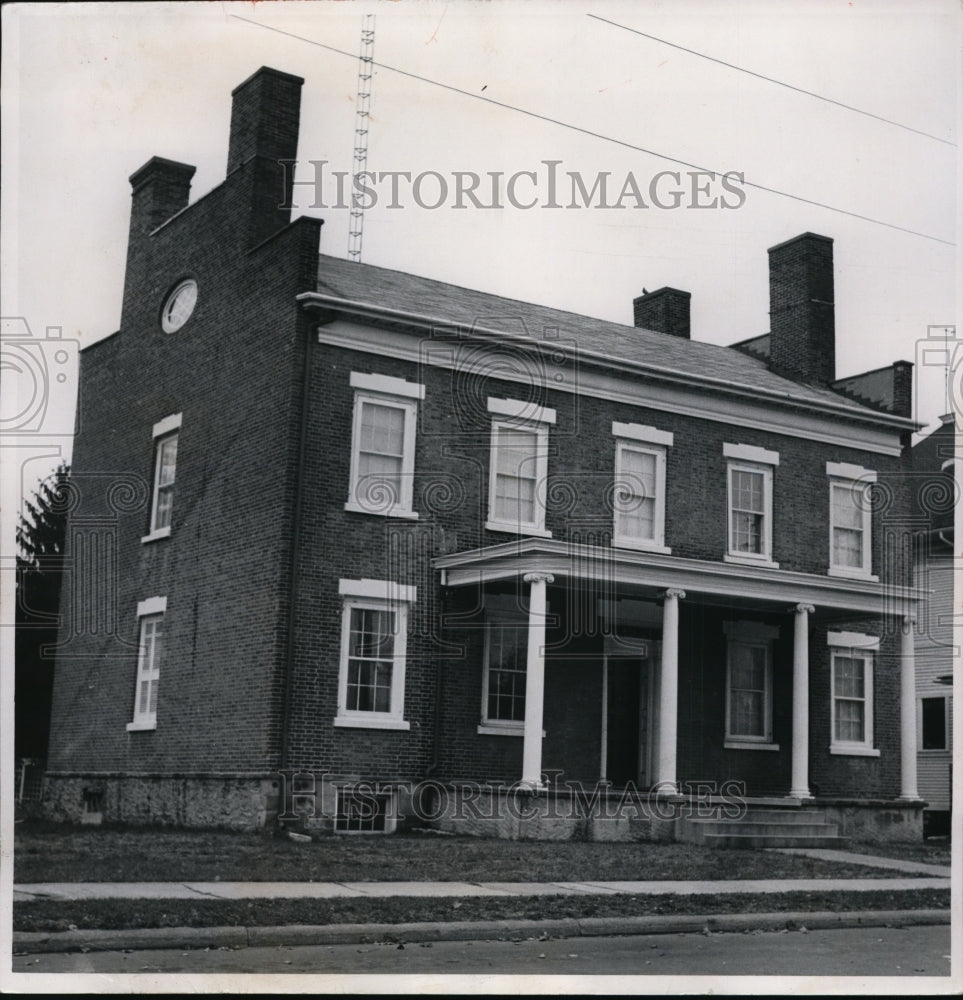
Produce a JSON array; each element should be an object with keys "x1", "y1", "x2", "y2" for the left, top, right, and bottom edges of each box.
[
  {"x1": 433, "y1": 538, "x2": 918, "y2": 615},
  {"x1": 308, "y1": 317, "x2": 907, "y2": 457},
  {"x1": 299, "y1": 294, "x2": 917, "y2": 437}
]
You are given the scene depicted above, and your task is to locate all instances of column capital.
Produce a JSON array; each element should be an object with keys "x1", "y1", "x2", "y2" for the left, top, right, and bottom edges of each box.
[
  {"x1": 523, "y1": 572, "x2": 555, "y2": 585},
  {"x1": 792, "y1": 603, "x2": 815, "y2": 615},
  {"x1": 661, "y1": 588, "x2": 686, "y2": 601},
  {"x1": 901, "y1": 614, "x2": 917, "y2": 631}
]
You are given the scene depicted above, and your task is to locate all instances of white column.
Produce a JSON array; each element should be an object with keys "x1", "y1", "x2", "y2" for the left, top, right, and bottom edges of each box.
[
  {"x1": 790, "y1": 603, "x2": 815, "y2": 799},
  {"x1": 521, "y1": 572, "x2": 554, "y2": 789},
  {"x1": 900, "y1": 615, "x2": 920, "y2": 801},
  {"x1": 656, "y1": 588, "x2": 685, "y2": 792}
]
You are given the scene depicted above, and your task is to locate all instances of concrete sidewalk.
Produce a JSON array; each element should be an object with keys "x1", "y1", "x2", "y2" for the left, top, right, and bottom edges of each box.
[{"x1": 13, "y1": 875, "x2": 951, "y2": 902}]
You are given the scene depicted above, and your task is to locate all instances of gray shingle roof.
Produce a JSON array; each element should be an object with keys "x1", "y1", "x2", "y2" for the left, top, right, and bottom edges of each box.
[{"x1": 315, "y1": 253, "x2": 896, "y2": 420}]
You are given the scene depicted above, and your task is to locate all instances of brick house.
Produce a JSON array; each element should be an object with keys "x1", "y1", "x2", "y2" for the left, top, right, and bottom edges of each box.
[{"x1": 44, "y1": 67, "x2": 926, "y2": 843}]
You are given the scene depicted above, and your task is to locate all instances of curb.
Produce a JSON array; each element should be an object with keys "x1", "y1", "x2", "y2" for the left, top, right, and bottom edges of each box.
[{"x1": 13, "y1": 909, "x2": 950, "y2": 955}]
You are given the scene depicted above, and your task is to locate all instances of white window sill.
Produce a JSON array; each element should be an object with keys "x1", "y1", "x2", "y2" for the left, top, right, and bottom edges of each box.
[
  {"x1": 126, "y1": 720, "x2": 156, "y2": 732},
  {"x1": 829, "y1": 744, "x2": 880, "y2": 757},
  {"x1": 828, "y1": 566, "x2": 878, "y2": 582},
  {"x1": 724, "y1": 553, "x2": 779, "y2": 569},
  {"x1": 334, "y1": 715, "x2": 411, "y2": 731},
  {"x1": 919, "y1": 748, "x2": 950, "y2": 755},
  {"x1": 612, "y1": 538, "x2": 671, "y2": 555},
  {"x1": 344, "y1": 502, "x2": 419, "y2": 520},
  {"x1": 477, "y1": 723, "x2": 546, "y2": 737},
  {"x1": 724, "y1": 740, "x2": 780, "y2": 752},
  {"x1": 485, "y1": 520, "x2": 552, "y2": 538},
  {"x1": 141, "y1": 527, "x2": 171, "y2": 544}
]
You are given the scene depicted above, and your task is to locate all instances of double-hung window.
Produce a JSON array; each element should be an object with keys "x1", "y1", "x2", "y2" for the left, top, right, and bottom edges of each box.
[
  {"x1": 724, "y1": 443, "x2": 779, "y2": 566},
  {"x1": 826, "y1": 462, "x2": 876, "y2": 579},
  {"x1": 127, "y1": 597, "x2": 166, "y2": 731},
  {"x1": 828, "y1": 631, "x2": 879, "y2": 755},
  {"x1": 144, "y1": 413, "x2": 181, "y2": 542},
  {"x1": 612, "y1": 422, "x2": 672, "y2": 553},
  {"x1": 723, "y1": 621, "x2": 779, "y2": 749},
  {"x1": 486, "y1": 398, "x2": 554, "y2": 536},
  {"x1": 335, "y1": 579, "x2": 415, "y2": 731},
  {"x1": 346, "y1": 373, "x2": 424, "y2": 519},
  {"x1": 479, "y1": 604, "x2": 528, "y2": 735}
]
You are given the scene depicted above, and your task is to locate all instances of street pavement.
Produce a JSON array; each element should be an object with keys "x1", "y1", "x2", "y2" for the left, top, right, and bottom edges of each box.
[{"x1": 11, "y1": 924, "x2": 954, "y2": 977}]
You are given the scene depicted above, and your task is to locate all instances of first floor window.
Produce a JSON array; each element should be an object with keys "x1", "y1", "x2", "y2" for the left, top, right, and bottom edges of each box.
[
  {"x1": 828, "y1": 631, "x2": 877, "y2": 754},
  {"x1": 128, "y1": 596, "x2": 167, "y2": 730},
  {"x1": 335, "y1": 579, "x2": 414, "y2": 730},
  {"x1": 920, "y1": 696, "x2": 949, "y2": 750},
  {"x1": 724, "y1": 622, "x2": 777, "y2": 745},
  {"x1": 484, "y1": 618, "x2": 528, "y2": 723}
]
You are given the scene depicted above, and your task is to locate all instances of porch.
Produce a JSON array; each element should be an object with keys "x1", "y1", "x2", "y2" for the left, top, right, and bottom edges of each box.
[{"x1": 432, "y1": 537, "x2": 922, "y2": 842}]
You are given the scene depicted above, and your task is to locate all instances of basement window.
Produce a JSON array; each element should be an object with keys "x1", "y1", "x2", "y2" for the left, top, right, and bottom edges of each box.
[{"x1": 334, "y1": 788, "x2": 395, "y2": 833}]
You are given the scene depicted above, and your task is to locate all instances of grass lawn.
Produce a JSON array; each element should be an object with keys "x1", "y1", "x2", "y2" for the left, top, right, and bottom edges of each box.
[
  {"x1": 13, "y1": 888, "x2": 951, "y2": 934},
  {"x1": 848, "y1": 839, "x2": 952, "y2": 867},
  {"x1": 14, "y1": 820, "x2": 941, "y2": 884}
]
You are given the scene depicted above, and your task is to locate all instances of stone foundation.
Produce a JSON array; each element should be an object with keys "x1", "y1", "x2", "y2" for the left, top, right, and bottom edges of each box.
[
  {"x1": 808, "y1": 799, "x2": 925, "y2": 843},
  {"x1": 42, "y1": 773, "x2": 280, "y2": 831}
]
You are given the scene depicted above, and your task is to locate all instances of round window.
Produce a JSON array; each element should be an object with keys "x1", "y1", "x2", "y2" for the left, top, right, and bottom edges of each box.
[{"x1": 161, "y1": 279, "x2": 198, "y2": 333}]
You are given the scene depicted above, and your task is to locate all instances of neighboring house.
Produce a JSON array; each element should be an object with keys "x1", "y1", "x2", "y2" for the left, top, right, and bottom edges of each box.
[
  {"x1": 911, "y1": 414, "x2": 955, "y2": 837},
  {"x1": 44, "y1": 68, "x2": 926, "y2": 843}
]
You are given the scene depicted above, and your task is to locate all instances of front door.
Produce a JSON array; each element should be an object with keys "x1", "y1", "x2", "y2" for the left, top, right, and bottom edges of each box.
[{"x1": 604, "y1": 656, "x2": 649, "y2": 787}]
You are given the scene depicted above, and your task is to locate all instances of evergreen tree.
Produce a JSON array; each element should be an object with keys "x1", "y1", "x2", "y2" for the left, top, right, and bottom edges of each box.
[{"x1": 16, "y1": 462, "x2": 70, "y2": 760}]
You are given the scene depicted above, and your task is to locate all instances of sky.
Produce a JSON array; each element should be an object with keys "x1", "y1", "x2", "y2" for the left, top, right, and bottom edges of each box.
[{"x1": 2, "y1": 1, "x2": 959, "y2": 506}]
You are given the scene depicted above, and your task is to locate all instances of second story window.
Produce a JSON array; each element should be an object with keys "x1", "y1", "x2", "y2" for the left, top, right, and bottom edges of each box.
[
  {"x1": 612, "y1": 422, "x2": 673, "y2": 553},
  {"x1": 827, "y1": 462, "x2": 876, "y2": 579},
  {"x1": 144, "y1": 413, "x2": 181, "y2": 542},
  {"x1": 724, "y1": 443, "x2": 779, "y2": 567},
  {"x1": 346, "y1": 372, "x2": 424, "y2": 519},
  {"x1": 486, "y1": 398, "x2": 554, "y2": 537}
]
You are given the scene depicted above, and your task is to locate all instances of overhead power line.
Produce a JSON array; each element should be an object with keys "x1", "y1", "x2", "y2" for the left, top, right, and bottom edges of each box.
[
  {"x1": 231, "y1": 15, "x2": 955, "y2": 247},
  {"x1": 587, "y1": 13, "x2": 955, "y2": 147}
]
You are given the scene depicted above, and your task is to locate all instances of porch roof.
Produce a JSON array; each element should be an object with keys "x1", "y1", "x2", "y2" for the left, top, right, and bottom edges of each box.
[{"x1": 433, "y1": 538, "x2": 919, "y2": 616}]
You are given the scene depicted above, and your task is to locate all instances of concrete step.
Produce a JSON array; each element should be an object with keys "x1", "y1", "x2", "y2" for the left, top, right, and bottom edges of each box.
[
  {"x1": 698, "y1": 808, "x2": 821, "y2": 823},
  {"x1": 702, "y1": 832, "x2": 850, "y2": 849}
]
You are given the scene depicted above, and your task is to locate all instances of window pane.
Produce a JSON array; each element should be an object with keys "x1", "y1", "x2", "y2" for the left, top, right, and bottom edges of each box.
[
  {"x1": 495, "y1": 428, "x2": 537, "y2": 475},
  {"x1": 360, "y1": 403, "x2": 405, "y2": 456},
  {"x1": 833, "y1": 526, "x2": 863, "y2": 567},
  {"x1": 833, "y1": 657, "x2": 864, "y2": 699},
  {"x1": 921, "y1": 697, "x2": 947, "y2": 750},
  {"x1": 832, "y1": 484, "x2": 863, "y2": 529},
  {"x1": 728, "y1": 642, "x2": 767, "y2": 737},
  {"x1": 487, "y1": 622, "x2": 527, "y2": 721},
  {"x1": 157, "y1": 437, "x2": 177, "y2": 486},
  {"x1": 732, "y1": 511, "x2": 762, "y2": 553},
  {"x1": 732, "y1": 470, "x2": 763, "y2": 513},
  {"x1": 834, "y1": 699, "x2": 865, "y2": 742}
]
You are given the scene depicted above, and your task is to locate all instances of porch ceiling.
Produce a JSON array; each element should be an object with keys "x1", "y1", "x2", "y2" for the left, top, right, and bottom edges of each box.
[{"x1": 433, "y1": 538, "x2": 918, "y2": 616}]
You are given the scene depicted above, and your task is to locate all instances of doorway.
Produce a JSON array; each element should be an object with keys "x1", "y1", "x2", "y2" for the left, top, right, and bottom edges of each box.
[{"x1": 602, "y1": 655, "x2": 651, "y2": 788}]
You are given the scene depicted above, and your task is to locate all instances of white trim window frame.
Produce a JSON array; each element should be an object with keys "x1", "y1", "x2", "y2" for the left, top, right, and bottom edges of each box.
[
  {"x1": 479, "y1": 611, "x2": 529, "y2": 735},
  {"x1": 485, "y1": 398, "x2": 555, "y2": 537},
  {"x1": 127, "y1": 596, "x2": 167, "y2": 732},
  {"x1": 345, "y1": 372, "x2": 424, "y2": 520},
  {"x1": 143, "y1": 413, "x2": 181, "y2": 543},
  {"x1": 612, "y1": 422, "x2": 672, "y2": 554},
  {"x1": 723, "y1": 621, "x2": 779, "y2": 750},
  {"x1": 828, "y1": 630, "x2": 879, "y2": 756},
  {"x1": 724, "y1": 443, "x2": 779, "y2": 567},
  {"x1": 334, "y1": 578, "x2": 414, "y2": 731},
  {"x1": 826, "y1": 462, "x2": 876, "y2": 580}
]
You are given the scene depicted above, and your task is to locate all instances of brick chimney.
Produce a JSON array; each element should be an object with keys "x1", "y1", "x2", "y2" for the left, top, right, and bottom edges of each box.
[
  {"x1": 768, "y1": 232, "x2": 835, "y2": 386},
  {"x1": 127, "y1": 157, "x2": 196, "y2": 244},
  {"x1": 633, "y1": 287, "x2": 690, "y2": 338},
  {"x1": 227, "y1": 66, "x2": 304, "y2": 247}
]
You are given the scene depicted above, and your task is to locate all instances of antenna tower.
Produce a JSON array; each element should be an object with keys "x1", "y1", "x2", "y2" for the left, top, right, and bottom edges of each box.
[{"x1": 348, "y1": 14, "x2": 375, "y2": 263}]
